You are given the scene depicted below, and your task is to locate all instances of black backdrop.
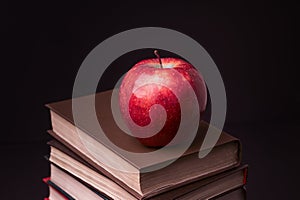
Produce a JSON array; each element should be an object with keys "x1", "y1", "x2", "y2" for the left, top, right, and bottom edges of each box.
[{"x1": 2, "y1": 1, "x2": 299, "y2": 199}]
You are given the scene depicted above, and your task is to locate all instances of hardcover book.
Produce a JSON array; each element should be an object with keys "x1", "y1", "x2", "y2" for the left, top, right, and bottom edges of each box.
[
  {"x1": 46, "y1": 90, "x2": 242, "y2": 199},
  {"x1": 47, "y1": 158, "x2": 247, "y2": 200}
]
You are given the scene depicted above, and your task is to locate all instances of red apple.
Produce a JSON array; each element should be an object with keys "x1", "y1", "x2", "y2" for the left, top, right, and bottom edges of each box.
[{"x1": 119, "y1": 51, "x2": 207, "y2": 147}]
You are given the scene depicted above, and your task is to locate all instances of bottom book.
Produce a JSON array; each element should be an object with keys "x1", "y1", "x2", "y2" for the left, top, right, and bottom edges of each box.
[
  {"x1": 44, "y1": 162, "x2": 247, "y2": 200},
  {"x1": 44, "y1": 168, "x2": 246, "y2": 200},
  {"x1": 211, "y1": 187, "x2": 246, "y2": 200}
]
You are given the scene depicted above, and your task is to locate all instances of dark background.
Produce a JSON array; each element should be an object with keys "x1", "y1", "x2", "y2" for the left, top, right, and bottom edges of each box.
[{"x1": 2, "y1": 1, "x2": 298, "y2": 199}]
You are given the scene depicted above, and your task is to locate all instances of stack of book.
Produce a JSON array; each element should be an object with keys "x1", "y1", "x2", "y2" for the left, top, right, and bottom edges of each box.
[{"x1": 43, "y1": 90, "x2": 248, "y2": 200}]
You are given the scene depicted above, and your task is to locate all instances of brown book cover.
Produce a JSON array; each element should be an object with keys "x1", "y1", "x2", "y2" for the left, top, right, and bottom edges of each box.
[
  {"x1": 213, "y1": 187, "x2": 246, "y2": 200},
  {"x1": 48, "y1": 139, "x2": 247, "y2": 200},
  {"x1": 46, "y1": 90, "x2": 242, "y2": 198}
]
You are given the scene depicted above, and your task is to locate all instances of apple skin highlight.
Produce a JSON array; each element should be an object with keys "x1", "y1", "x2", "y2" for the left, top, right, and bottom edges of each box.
[{"x1": 119, "y1": 57, "x2": 207, "y2": 147}]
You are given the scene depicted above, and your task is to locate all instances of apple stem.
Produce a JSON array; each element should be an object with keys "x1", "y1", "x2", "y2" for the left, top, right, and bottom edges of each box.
[{"x1": 154, "y1": 50, "x2": 163, "y2": 68}]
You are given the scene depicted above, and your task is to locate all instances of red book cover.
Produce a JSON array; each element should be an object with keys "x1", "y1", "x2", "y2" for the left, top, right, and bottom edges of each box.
[{"x1": 43, "y1": 177, "x2": 74, "y2": 200}]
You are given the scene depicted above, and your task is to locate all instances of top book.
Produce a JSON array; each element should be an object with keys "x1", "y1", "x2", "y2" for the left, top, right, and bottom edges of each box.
[{"x1": 46, "y1": 90, "x2": 241, "y2": 199}]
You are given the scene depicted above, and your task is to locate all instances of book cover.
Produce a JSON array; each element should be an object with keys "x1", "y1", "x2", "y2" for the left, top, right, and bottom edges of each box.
[{"x1": 43, "y1": 177, "x2": 74, "y2": 200}]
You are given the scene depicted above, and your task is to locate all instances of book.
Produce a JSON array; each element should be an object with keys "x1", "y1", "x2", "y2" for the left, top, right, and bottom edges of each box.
[
  {"x1": 47, "y1": 138, "x2": 246, "y2": 200},
  {"x1": 46, "y1": 90, "x2": 242, "y2": 199},
  {"x1": 44, "y1": 176, "x2": 111, "y2": 200},
  {"x1": 44, "y1": 178, "x2": 246, "y2": 200},
  {"x1": 48, "y1": 159, "x2": 247, "y2": 200},
  {"x1": 43, "y1": 177, "x2": 73, "y2": 200},
  {"x1": 212, "y1": 187, "x2": 246, "y2": 200}
]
